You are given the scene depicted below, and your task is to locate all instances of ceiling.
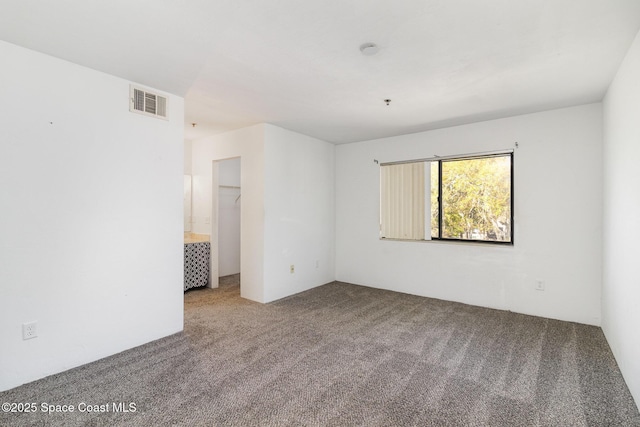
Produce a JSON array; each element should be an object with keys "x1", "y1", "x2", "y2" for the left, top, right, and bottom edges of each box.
[{"x1": 1, "y1": 0, "x2": 639, "y2": 144}]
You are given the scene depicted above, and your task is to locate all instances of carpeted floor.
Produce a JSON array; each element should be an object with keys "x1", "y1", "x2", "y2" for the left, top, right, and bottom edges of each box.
[{"x1": 1, "y1": 278, "x2": 639, "y2": 426}]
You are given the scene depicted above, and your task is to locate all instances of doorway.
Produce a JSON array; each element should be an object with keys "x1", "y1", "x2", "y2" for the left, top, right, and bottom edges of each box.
[{"x1": 211, "y1": 157, "x2": 241, "y2": 291}]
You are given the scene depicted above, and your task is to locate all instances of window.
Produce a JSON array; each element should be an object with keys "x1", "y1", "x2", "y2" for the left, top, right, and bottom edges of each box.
[{"x1": 380, "y1": 152, "x2": 513, "y2": 244}]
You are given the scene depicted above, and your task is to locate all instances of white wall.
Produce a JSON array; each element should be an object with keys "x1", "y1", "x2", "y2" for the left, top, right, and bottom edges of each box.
[
  {"x1": 184, "y1": 140, "x2": 193, "y2": 231},
  {"x1": 218, "y1": 157, "x2": 241, "y2": 277},
  {"x1": 602, "y1": 30, "x2": 640, "y2": 408},
  {"x1": 0, "y1": 41, "x2": 184, "y2": 391},
  {"x1": 263, "y1": 124, "x2": 335, "y2": 302},
  {"x1": 336, "y1": 104, "x2": 603, "y2": 325},
  {"x1": 191, "y1": 124, "x2": 335, "y2": 303},
  {"x1": 184, "y1": 139, "x2": 192, "y2": 175},
  {"x1": 184, "y1": 175, "x2": 192, "y2": 232},
  {"x1": 191, "y1": 125, "x2": 265, "y2": 301}
]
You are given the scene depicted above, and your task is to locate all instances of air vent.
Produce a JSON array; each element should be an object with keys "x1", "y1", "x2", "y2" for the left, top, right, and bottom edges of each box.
[{"x1": 129, "y1": 85, "x2": 168, "y2": 120}]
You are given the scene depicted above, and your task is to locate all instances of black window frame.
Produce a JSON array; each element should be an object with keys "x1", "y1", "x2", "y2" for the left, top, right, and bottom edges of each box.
[{"x1": 432, "y1": 152, "x2": 514, "y2": 245}]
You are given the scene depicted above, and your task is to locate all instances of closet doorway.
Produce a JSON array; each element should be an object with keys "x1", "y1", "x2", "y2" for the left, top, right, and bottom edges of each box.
[{"x1": 211, "y1": 157, "x2": 241, "y2": 291}]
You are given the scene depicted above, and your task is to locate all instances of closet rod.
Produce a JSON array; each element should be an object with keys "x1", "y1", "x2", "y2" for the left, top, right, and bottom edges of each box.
[{"x1": 219, "y1": 185, "x2": 241, "y2": 189}]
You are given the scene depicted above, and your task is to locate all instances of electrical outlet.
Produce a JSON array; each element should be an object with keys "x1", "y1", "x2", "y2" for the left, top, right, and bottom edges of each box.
[
  {"x1": 535, "y1": 280, "x2": 545, "y2": 291},
  {"x1": 315, "y1": 260, "x2": 319, "y2": 269},
  {"x1": 290, "y1": 265, "x2": 295, "y2": 274},
  {"x1": 204, "y1": 217, "x2": 210, "y2": 224},
  {"x1": 23, "y1": 322, "x2": 38, "y2": 340}
]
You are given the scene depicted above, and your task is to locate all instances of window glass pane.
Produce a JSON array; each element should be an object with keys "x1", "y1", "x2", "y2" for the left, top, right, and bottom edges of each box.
[
  {"x1": 430, "y1": 161, "x2": 439, "y2": 238},
  {"x1": 441, "y1": 156, "x2": 511, "y2": 242}
]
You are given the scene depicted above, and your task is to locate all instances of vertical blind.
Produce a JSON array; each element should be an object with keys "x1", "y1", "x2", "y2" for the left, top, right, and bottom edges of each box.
[{"x1": 380, "y1": 162, "x2": 428, "y2": 240}]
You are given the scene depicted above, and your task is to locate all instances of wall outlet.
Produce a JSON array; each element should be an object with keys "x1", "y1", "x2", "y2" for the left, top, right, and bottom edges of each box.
[
  {"x1": 535, "y1": 280, "x2": 545, "y2": 291},
  {"x1": 204, "y1": 217, "x2": 210, "y2": 224},
  {"x1": 23, "y1": 322, "x2": 37, "y2": 340},
  {"x1": 315, "y1": 260, "x2": 319, "y2": 269},
  {"x1": 290, "y1": 265, "x2": 295, "y2": 274}
]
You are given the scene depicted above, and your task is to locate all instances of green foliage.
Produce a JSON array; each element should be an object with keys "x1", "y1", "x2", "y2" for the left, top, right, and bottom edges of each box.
[
  {"x1": 430, "y1": 161, "x2": 439, "y2": 238},
  {"x1": 439, "y1": 156, "x2": 511, "y2": 241}
]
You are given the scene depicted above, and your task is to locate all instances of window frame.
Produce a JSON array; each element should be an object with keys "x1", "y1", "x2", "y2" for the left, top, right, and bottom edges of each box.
[{"x1": 380, "y1": 151, "x2": 514, "y2": 246}]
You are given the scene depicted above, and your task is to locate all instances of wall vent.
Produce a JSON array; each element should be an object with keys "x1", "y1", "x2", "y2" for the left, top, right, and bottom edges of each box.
[{"x1": 129, "y1": 85, "x2": 168, "y2": 120}]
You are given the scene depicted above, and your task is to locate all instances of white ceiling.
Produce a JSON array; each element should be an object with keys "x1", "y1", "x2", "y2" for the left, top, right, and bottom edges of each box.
[{"x1": 1, "y1": 0, "x2": 639, "y2": 144}]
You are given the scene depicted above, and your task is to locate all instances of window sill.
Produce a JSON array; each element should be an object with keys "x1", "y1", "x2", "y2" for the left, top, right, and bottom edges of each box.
[{"x1": 379, "y1": 237, "x2": 513, "y2": 247}]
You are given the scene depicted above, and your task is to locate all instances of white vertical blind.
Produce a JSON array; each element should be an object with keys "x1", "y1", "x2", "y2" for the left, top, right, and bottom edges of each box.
[{"x1": 380, "y1": 162, "x2": 425, "y2": 239}]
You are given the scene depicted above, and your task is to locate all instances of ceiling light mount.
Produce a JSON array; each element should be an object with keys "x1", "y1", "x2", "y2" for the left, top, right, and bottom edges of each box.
[
  {"x1": 384, "y1": 99, "x2": 391, "y2": 106},
  {"x1": 359, "y1": 42, "x2": 380, "y2": 56}
]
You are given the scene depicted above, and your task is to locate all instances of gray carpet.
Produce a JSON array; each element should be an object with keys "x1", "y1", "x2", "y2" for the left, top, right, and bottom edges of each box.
[{"x1": 1, "y1": 278, "x2": 639, "y2": 426}]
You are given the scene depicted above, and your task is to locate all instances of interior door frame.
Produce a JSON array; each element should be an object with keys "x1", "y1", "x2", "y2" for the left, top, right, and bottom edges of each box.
[{"x1": 210, "y1": 160, "x2": 220, "y2": 288}]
